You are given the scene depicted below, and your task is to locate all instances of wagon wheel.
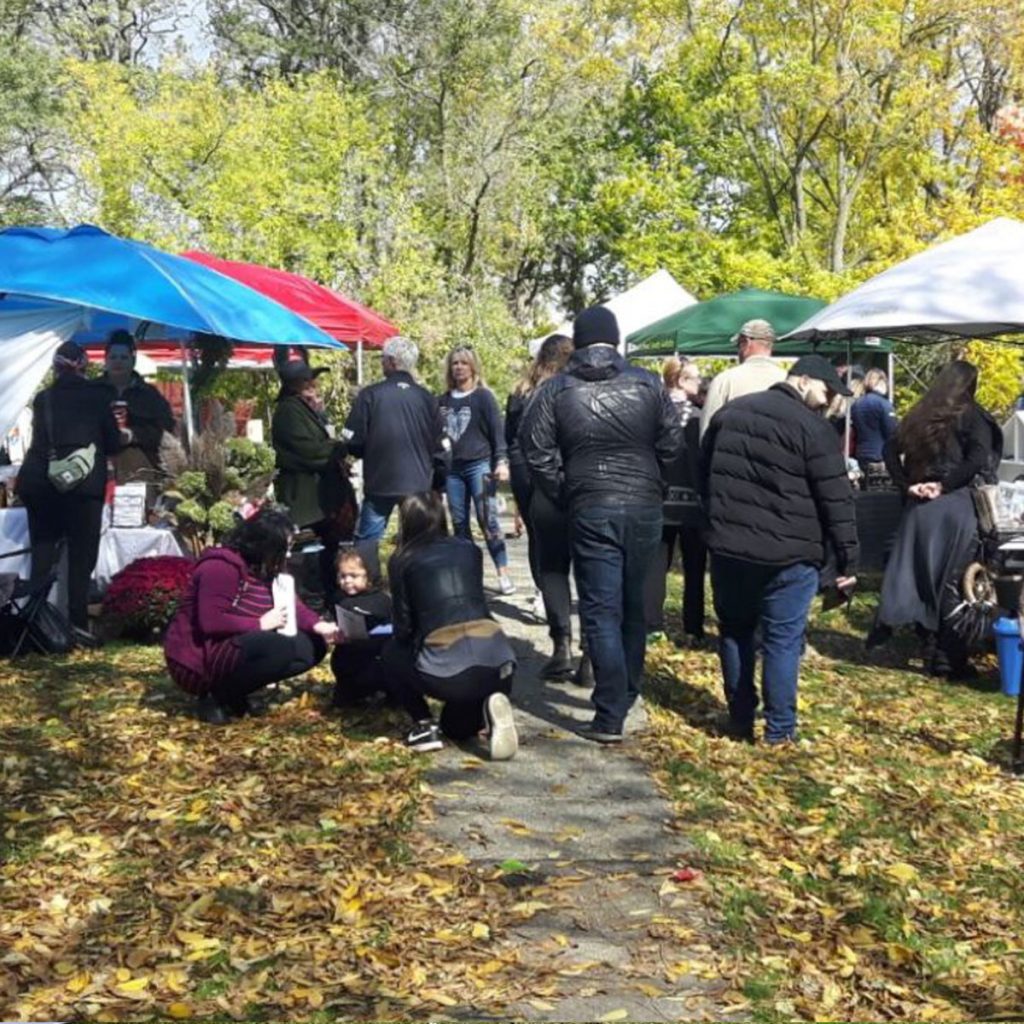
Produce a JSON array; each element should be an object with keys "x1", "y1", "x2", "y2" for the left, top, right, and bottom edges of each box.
[{"x1": 962, "y1": 561, "x2": 995, "y2": 605}]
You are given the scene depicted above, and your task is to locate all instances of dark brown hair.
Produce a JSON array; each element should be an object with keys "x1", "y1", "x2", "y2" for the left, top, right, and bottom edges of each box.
[
  {"x1": 397, "y1": 491, "x2": 449, "y2": 549},
  {"x1": 897, "y1": 360, "x2": 978, "y2": 477},
  {"x1": 223, "y1": 504, "x2": 295, "y2": 578}
]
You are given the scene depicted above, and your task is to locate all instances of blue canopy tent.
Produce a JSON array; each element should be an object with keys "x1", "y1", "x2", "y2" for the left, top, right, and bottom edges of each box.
[{"x1": 0, "y1": 225, "x2": 346, "y2": 444}]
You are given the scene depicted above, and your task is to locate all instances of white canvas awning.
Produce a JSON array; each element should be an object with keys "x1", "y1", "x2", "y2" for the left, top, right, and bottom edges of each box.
[
  {"x1": 0, "y1": 304, "x2": 84, "y2": 441},
  {"x1": 785, "y1": 218, "x2": 1024, "y2": 343},
  {"x1": 528, "y1": 269, "x2": 697, "y2": 355}
]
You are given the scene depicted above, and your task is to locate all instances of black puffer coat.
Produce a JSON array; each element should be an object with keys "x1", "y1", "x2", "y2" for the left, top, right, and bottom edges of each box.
[
  {"x1": 700, "y1": 383, "x2": 859, "y2": 573},
  {"x1": 521, "y1": 346, "x2": 683, "y2": 509}
]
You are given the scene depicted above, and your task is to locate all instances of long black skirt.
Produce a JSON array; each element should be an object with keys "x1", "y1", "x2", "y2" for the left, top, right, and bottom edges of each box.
[{"x1": 877, "y1": 488, "x2": 979, "y2": 633}]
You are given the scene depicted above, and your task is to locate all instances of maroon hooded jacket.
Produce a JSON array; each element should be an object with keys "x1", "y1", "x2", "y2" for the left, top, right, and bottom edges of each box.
[{"x1": 164, "y1": 546, "x2": 320, "y2": 695}]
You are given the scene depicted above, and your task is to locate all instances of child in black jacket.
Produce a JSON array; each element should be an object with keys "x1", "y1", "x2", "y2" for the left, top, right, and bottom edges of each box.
[{"x1": 330, "y1": 548, "x2": 393, "y2": 707}]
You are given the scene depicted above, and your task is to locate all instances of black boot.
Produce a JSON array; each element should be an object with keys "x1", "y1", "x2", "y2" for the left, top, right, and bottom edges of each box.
[
  {"x1": 573, "y1": 654, "x2": 595, "y2": 688},
  {"x1": 541, "y1": 637, "x2": 574, "y2": 679},
  {"x1": 196, "y1": 695, "x2": 232, "y2": 725}
]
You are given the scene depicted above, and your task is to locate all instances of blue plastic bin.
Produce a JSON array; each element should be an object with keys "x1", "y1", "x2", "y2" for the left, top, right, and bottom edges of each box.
[{"x1": 993, "y1": 617, "x2": 1023, "y2": 697}]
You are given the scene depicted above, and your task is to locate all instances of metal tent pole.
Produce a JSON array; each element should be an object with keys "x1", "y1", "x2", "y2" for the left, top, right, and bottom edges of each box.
[
  {"x1": 179, "y1": 336, "x2": 195, "y2": 451},
  {"x1": 844, "y1": 338, "x2": 853, "y2": 457},
  {"x1": 357, "y1": 339, "x2": 364, "y2": 385}
]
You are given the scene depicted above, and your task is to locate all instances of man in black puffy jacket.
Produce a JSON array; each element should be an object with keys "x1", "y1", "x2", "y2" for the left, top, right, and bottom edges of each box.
[
  {"x1": 522, "y1": 306, "x2": 684, "y2": 743},
  {"x1": 701, "y1": 354, "x2": 859, "y2": 744}
]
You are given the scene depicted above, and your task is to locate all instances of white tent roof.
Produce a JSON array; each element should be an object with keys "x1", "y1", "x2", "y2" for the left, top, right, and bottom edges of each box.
[
  {"x1": 528, "y1": 269, "x2": 697, "y2": 355},
  {"x1": 786, "y1": 218, "x2": 1024, "y2": 343}
]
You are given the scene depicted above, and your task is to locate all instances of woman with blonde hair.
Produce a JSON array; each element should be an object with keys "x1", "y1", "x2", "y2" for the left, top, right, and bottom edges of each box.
[
  {"x1": 851, "y1": 367, "x2": 897, "y2": 473},
  {"x1": 439, "y1": 345, "x2": 514, "y2": 594}
]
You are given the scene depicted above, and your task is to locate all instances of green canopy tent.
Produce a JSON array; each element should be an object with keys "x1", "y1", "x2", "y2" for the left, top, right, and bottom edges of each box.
[{"x1": 625, "y1": 287, "x2": 892, "y2": 358}]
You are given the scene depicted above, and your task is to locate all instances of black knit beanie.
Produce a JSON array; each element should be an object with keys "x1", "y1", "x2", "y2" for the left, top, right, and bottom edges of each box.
[{"x1": 572, "y1": 306, "x2": 620, "y2": 349}]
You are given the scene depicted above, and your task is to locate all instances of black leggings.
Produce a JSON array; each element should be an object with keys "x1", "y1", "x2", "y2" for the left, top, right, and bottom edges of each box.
[
  {"x1": 509, "y1": 460, "x2": 539, "y2": 588},
  {"x1": 380, "y1": 641, "x2": 513, "y2": 740},
  {"x1": 26, "y1": 493, "x2": 104, "y2": 630},
  {"x1": 643, "y1": 524, "x2": 708, "y2": 637},
  {"x1": 212, "y1": 630, "x2": 327, "y2": 703},
  {"x1": 529, "y1": 489, "x2": 573, "y2": 644}
]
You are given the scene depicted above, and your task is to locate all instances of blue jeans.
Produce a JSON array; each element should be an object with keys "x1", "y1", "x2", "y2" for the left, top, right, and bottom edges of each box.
[
  {"x1": 571, "y1": 504, "x2": 663, "y2": 732},
  {"x1": 446, "y1": 458, "x2": 508, "y2": 571},
  {"x1": 355, "y1": 494, "x2": 400, "y2": 542},
  {"x1": 710, "y1": 555, "x2": 818, "y2": 742}
]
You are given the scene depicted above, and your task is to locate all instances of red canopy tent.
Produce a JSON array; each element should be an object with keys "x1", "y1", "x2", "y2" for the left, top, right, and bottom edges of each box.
[
  {"x1": 84, "y1": 254, "x2": 398, "y2": 381},
  {"x1": 182, "y1": 252, "x2": 397, "y2": 382}
]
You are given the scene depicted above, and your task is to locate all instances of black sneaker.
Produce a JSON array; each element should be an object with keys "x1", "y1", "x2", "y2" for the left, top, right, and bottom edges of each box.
[
  {"x1": 576, "y1": 722, "x2": 623, "y2": 744},
  {"x1": 405, "y1": 720, "x2": 443, "y2": 753}
]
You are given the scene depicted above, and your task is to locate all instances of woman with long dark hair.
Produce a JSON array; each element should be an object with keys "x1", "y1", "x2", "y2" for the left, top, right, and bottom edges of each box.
[
  {"x1": 383, "y1": 491, "x2": 518, "y2": 757},
  {"x1": 871, "y1": 360, "x2": 1001, "y2": 677},
  {"x1": 164, "y1": 505, "x2": 338, "y2": 723},
  {"x1": 506, "y1": 334, "x2": 575, "y2": 673}
]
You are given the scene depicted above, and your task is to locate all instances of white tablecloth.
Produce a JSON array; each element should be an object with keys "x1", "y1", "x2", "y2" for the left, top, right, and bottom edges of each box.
[{"x1": 0, "y1": 507, "x2": 185, "y2": 589}]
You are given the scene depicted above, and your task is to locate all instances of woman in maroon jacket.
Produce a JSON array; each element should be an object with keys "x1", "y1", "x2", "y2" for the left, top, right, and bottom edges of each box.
[{"x1": 164, "y1": 506, "x2": 338, "y2": 723}]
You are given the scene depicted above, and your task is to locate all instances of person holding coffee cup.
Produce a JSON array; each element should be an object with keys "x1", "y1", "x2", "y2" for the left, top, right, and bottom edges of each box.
[{"x1": 97, "y1": 330, "x2": 175, "y2": 487}]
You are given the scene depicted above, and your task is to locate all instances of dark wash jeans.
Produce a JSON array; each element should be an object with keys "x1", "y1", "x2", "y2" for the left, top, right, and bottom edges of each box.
[
  {"x1": 571, "y1": 504, "x2": 662, "y2": 732},
  {"x1": 710, "y1": 555, "x2": 818, "y2": 742}
]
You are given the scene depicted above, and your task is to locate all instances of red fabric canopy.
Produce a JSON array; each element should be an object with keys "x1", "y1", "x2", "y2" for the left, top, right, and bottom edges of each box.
[
  {"x1": 83, "y1": 342, "x2": 280, "y2": 368},
  {"x1": 181, "y1": 251, "x2": 398, "y2": 349}
]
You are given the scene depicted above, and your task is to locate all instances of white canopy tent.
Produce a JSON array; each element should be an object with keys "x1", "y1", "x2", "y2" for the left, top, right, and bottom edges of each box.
[
  {"x1": 528, "y1": 269, "x2": 697, "y2": 356},
  {"x1": 0, "y1": 304, "x2": 85, "y2": 441},
  {"x1": 785, "y1": 218, "x2": 1024, "y2": 343}
]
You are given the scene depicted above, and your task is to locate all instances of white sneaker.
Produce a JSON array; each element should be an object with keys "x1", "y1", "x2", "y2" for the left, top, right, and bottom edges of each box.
[
  {"x1": 485, "y1": 692, "x2": 518, "y2": 761},
  {"x1": 498, "y1": 575, "x2": 516, "y2": 596}
]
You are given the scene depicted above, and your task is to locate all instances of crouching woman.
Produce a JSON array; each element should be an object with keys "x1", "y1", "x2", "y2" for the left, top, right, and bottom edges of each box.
[
  {"x1": 164, "y1": 505, "x2": 337, "y2": 723},
  {"x1": 384, "y1": 491, "x2": 518, "y2": 759}
]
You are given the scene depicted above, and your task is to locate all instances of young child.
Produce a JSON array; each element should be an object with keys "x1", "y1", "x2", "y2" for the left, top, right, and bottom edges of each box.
[{"x1": 330, "y1": 547, "x2": 393, "y2": 707}]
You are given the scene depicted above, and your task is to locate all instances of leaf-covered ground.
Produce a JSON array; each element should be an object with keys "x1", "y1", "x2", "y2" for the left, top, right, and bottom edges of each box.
[
  {"x1": 643, "y1": 592, "x2": 1024, "y2": 1022},
  {"x1": 0, "y1": 647, "x2": 543, "y2": 1021}
]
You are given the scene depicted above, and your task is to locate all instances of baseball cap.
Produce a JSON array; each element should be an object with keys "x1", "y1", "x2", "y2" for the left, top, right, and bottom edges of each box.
[
  {"x1": 730, "y1": 318, "x2": 776, "y2": 345},
  {"x1": 789, "y1": 354, "x2": 853, "y2": 397},
  {"x1": 278, "y1": 360, "x2": 328, "y2": 384}
]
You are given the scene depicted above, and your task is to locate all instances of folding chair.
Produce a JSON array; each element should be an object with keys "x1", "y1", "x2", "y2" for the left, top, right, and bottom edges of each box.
[{"x1": 0, "y1": 540, "x2": 71, "y2": 656}]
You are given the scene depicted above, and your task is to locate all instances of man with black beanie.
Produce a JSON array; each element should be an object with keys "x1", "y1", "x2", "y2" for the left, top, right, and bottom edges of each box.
[{"x1": 521, "y1": 305, "x2": 684, "y2": 742}]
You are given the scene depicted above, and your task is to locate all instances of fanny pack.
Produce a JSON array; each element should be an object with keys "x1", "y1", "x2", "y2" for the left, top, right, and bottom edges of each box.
[{"x1": 45, "y1": 393, "x2": 97, "y2": 493}]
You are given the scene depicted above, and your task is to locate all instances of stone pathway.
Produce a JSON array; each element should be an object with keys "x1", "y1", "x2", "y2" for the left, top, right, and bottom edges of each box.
[{"x1": 425, "y1": 518, "x2": 731, "y2": 1021}]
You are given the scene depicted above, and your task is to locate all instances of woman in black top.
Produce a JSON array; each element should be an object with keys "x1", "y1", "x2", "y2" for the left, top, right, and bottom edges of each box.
[
  {"x1": 439, "y1": 346, "x2": 514, "y2": 594},
  {"x1": 872, "y1": 360, "x2": 1001, "y2": 677},
  {"x1": 505, "y1": 334, "x2": 576, "y2": 677},
  {"x1": 383, "y1": 492, "x2": 518, "y2": 758},
  {"x1": 18, "y1": 341, "x2": 122, "y2": 640}
]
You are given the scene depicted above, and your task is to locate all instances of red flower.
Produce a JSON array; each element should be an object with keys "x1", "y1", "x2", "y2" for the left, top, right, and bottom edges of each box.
[{"x1": 102, "y1": 555, "x2": 194, "y2": 640}]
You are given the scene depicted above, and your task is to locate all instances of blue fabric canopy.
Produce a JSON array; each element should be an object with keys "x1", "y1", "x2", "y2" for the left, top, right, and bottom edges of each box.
[{"x1": 0, "y1": 225, "x2": 344, "y2": 348}]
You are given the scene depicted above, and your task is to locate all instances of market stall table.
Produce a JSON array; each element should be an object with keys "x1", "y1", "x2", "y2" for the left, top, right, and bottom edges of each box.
[{"x1": 0, "y1": 507, "x2": 186, "y2": 591}]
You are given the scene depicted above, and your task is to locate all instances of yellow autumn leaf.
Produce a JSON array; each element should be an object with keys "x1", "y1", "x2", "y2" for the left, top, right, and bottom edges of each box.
[
  {"x1": 471, "y1": 922, "x2": 490, "y2": 939},
  {"x1": 167, "y1": 1003, "x2": 192, "y2": 1019},
  {"x1": 66, "y1": 971, "x2": 90, "y2": 994},
  {"x1": 600, "y1": 1010, "x2": 629, "y2": 1022},
  {"x1": 116, "y1": 975, "x2": 151, "y2": 992},
  {"x1": 886, "y1": 862, "x2": 919, "y2": 885}
]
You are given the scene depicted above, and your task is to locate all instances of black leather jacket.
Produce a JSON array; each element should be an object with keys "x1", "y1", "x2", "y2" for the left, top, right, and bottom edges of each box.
[
  {"x1": 520, "y1": 345, "x2": 684, "y2": 509},
  {"x1": 388, "y1": 536, "x2": 491, "y2": 648}
]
